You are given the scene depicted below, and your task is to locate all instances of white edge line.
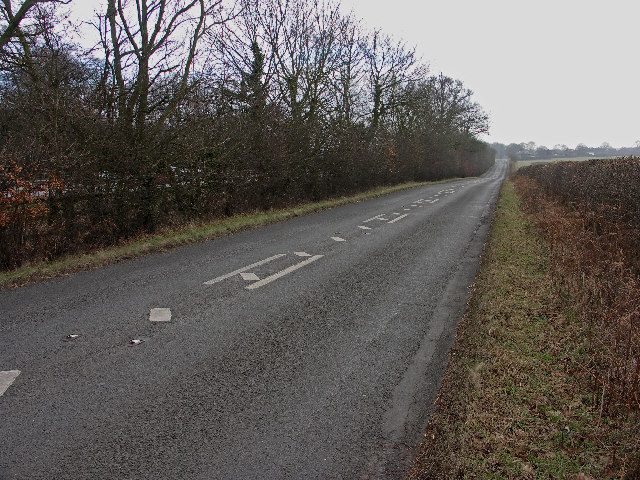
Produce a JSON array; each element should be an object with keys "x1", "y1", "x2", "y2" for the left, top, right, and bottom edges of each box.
[
  {"x1": 388, "y1": 214, "x2": 409, "y2": 224},
  {"x1": 204, "y1": 254, "x2": 286, "y2": 285},
  {"x1": 0, "y1": 370, "x2": 21, "y2": 396},
  {"x1": 246, "y1": 255, "x2": 324, "y2": 290}
]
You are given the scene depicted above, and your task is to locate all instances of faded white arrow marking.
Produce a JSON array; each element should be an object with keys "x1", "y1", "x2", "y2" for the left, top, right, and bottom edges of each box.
[
  {"x1": 204, "y1": 254, "x2": 286, "y2": 285},
  {"x1": 246, "y1": 255, "x2": 324, "y2": 290},
  {"x1": 240, "y1": 272, "x2": 260, "y2": 281}
]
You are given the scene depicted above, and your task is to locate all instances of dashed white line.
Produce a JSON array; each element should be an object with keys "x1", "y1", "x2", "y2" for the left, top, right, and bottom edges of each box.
[
  {"x1": 358, "y1": 226, "x2": 371, "y2": 230},
  {"x1": 294, "y1": 252, "x2": 312, "y2": 257},
  {"x1": 246, "y1": 255, "x2": 324, "y2": 290},
  {"x1": 0, "y1": 370, "x2": 20, "y2": 397},
  {"x1": 331, "y1": 236, "x2": 346, "y2": 242},
  {"x1": 149, "y1": 308, "x2": 171, "y2": 322},
  {"x1": 204, "y1": 254, "x2": 287, "y2": 285},
  {"x1": 388, "y1": 214, "x2": 409, "y2": 224}
]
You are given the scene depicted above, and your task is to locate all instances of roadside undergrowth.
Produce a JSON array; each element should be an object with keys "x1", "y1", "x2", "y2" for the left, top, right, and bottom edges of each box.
[{"x1": 409, "y1": 180, "x2": 639, "y2": 479}]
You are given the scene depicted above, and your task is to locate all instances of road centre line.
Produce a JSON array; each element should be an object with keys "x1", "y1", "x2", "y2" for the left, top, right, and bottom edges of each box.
[
  {"x1": 246, "y1": 255, "x2": 324, "y2": 290},
  {"x1": 0, "y1": 370, "x2": 21, "y2": 397},
  {"x1": 388, "y1": 214, "x2": 409, "y2": 224},
  {"x1": 204, "y1": 254, "x2": 287, "y2": 285},
  {"x1": 363, "y1": 214, "x2": 387, "y2": 223}
]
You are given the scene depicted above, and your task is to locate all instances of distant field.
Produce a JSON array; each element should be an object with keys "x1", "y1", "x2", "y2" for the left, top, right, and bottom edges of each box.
[{"x1": 515, "y1": 156, "x2": 615, "y2": 169}]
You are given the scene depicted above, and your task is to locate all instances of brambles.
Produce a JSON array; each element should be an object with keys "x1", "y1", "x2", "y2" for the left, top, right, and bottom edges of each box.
[{"x1": 515, "y1": 158, "x2": 640, "y2": 413}]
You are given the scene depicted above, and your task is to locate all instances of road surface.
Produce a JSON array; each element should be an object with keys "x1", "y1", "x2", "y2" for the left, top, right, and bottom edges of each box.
[{"x1": 0, "y1": 159, "x2": 506, "y2": 479}]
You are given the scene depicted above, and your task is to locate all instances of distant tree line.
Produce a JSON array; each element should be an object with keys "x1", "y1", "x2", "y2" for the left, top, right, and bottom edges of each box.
[
  {"x1": 491, "y1": 141, "x2": 640, "y2": 161},
  {"x1": 0, "y1": 0, "x2": 495, "y2": 270}
]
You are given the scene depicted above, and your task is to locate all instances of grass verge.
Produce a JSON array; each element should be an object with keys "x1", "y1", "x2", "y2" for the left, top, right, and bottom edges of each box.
[
  {"x1": 409, "y1": 179, "x2": 639, "y2": 479},
  {"x1": 0, "y1": 179, "x2": 458, "y2": 290}
]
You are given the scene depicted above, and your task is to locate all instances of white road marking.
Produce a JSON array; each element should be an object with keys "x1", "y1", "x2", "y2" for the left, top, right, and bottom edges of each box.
[
  {"x1": 358, "y1": 226, "x2": 371, "y2": 230},
  {"x1": 389, "y1": 214, "x2": 409, "y2": 224},
  {"x1": 240, "y1": 272, "x2": 260, "y2": 281},
  {"x1": 393, "y1": 212, "x2": 401, "y2": 215},
  {"x1": 403, "y1": 208, "x2": 411, "y2": 211},
  {"x1": 294, "y1": 252, "x2": 312, "y2": 257},
  {"x1": 331, "y1": 236, "x2": 346, "y2": 242},
  {"x1": 0, "y1": 370, "x2": 20, "y2": 396},
  {"x1": 246, "y1": 255, "x2": 324, "y2": 290},
  {"x1": 204, "y1": 254, "x2": 287, "y2": 285},
  {"x1": 149, "y1": 308, "x2": 172, "y2": 322}
]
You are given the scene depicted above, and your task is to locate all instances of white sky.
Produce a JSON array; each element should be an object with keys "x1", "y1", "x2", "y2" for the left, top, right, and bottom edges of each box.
[
  {"x1": 70, "y1": 0, "x2": 639, "y2": 148},
  {"x1": 339, "y1": 0, "x2": 639, "y2": 148}
]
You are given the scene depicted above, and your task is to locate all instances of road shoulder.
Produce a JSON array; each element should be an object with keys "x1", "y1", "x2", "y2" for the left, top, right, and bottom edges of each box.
[{"x1": 408, "y1": 179, "x2": 639, "y2": 479}]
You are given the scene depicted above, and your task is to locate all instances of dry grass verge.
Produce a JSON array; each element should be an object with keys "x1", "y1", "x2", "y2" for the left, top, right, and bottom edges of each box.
[{"x1": 409, "y1": 180, "x2": 639, "y2": 479}]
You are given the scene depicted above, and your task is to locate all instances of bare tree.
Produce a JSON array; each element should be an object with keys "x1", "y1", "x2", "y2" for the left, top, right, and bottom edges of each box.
[
  {"x1": 329, "y1": 13, "x2": 366, "y2": 126},
  {"x1": 0, "y1": 0, "x2": 69, "y2": 52},
  {"x1": 214, "y1": 0, "x2": 276, "y2": 112},
  {"x1": 430, "y1": 73, "x2": 487, "y2": 139},
  {"x1": 263, "y1": 0, "x2": 342, "y2": 125},
  {"x1": 364, "y1": 30, "x2": 417, "y2": 131},
  {"x1": 99, "y1": 0, "x2": 240, "y2": 137}
]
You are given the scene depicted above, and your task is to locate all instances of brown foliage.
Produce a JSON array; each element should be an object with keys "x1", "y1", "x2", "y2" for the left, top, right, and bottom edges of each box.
[
  {"x1": 0, "y1": 156, "x2": 64, "y2": 269},
  {"x1": 515, "y1": 159, "x2": 640, "y2": 412}
]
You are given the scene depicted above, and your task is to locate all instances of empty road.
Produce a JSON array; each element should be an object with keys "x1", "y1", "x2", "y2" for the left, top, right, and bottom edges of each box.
[{"x1": 0, "y1": 159, "x2": 506, "y2": 479}]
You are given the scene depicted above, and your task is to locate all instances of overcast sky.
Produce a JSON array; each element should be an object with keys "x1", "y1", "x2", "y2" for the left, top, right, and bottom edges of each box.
[
  {"x1": 71, "y1": 0, "x2": 639, "y2": 148},
  {"x1": 339, "y1": 0, "x2": 639, "y2": 148}
]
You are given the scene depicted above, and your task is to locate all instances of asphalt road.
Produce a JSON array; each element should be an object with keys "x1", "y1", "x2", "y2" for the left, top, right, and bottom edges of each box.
[{"x1": 0, "y1": 159, "x2": 506, "y2": 479}]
